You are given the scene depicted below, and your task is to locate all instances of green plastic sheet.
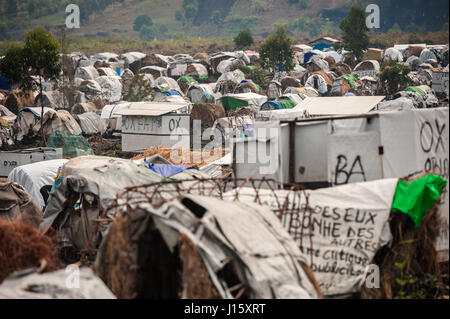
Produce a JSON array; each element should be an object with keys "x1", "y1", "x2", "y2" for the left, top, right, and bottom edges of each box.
[
  {"x1": 219, "y1": 96, "x2": 249, "y2": 111},
  {"x1": 338, "y1": 73, "x2": 359, "y2": 89},
  {"x1": 404, "y1": 86, "x2": 426, "y2": 97},
  {"x1": 391, "y1": 174, "x2": 447, "y2": 229},
  {"x1": 178, "y1": 76, "x2": 198, "y2": 83}
]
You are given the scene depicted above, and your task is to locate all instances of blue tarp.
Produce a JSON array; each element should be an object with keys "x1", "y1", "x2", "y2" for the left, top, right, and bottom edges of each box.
[
  {"x1": 162, "y1": 90, "x2": 182, "y2": 96},
  {"x1": 0, "y1": 76, "x2": 11, "y2": 90},
  {"x1": 144, "y1": 159, "x2": 190, "y2": 178},
  {"x1": 303, "y1": 52, "x2": 317, "y2": 64},
  {"x1": 312, "y1": 43, "x2": 333, "y2": 51}
]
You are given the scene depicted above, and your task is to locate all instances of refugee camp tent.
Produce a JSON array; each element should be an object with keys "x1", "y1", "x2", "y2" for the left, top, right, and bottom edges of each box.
[
  {"x1": 40, "y1": 156, "x2": 163, "y2": 252},
  {"x1": 353, "y1": 60, "x2": 380, "y2": 78},
  {"x1": 323, "y1": 51, "x2": 343, "y2": 63},
  {"x1": 96, "y1": 76, "x2": 122, "y2": 102},
  {"x1": 234, "y1": 80, "x2": 261, "y2": 94},
  {"x1": 218, "y1": 93, "x2": 268, "y2": 112},
  {"x1": 75, "y1": 65, "x2": 99, "y2": 81},
  {"x1": 383, "y1": 48, "x2": 403, "y2": 62},
  {"x1": 0, "y1": 178, "x2": 42, "y2": 227},
  {"x1": 17, "y1": 107, "x2": 53, "y2": 137},
  {"x1": 215, "y1": 70, "x2": 246, "y2": 95},
  {"x1": 33, "y1": 109, "x2": 82, "y2": 137},
  {"x1": 79, "y1": 80, "x2": 102, "y2": 100},
  {"x1": 185, "y1": 63, "x2": 208, "y2": 78},
  {"x1": 97, "y1": 67, "x2": 118, "y2": 77},
  {"x1": 153, "y1": 76, "x2": 182, "y2": 92},
  {"x1": 8, "y1": 159, "x2": 68, "y2": 209},
  {"x1": 95, "y1": 193, "x2": 320, "y2": 299},
  {"x1": 0, "y1": 105, "x2": 16, "y2": 124},
  {"x1": 71, "y1": 102, "x2": 97, "y2": 115},
  {"x1": 305, "y1": 74, "x2": 329, "y2": 95},
  {"x1": 187, "y1": 84, "x2": 215, "y2": 103},
  {"x1": 139, "y1": 66, "x2": 167, "y2": 79},
  {"x1": 119, "y1": 52, "x2": 146, "y2": 65},
  {"x1": 73, "y1": 112, "x2": 100, "y2": 135},
  {"x1": 420, "y1": 49, "x2": 438, "y2": 63},
  {"x1": 33, "y1": 91, "x2": 63, "y2": 109}
]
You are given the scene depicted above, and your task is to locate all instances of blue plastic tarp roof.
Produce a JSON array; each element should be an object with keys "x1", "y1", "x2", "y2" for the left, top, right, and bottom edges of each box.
[
  {"x1": 163, "y1": 90, "x2": 182, "y2": 96},
  {"x1": 0, "y1": 76, "x2": 11, "y2": 90},
  {"x1": 303, "y1": 52, "x2": 317, "y2": 64},
  {"x1": 144, "y1": 159, "x2": 191, "y2": 178}
]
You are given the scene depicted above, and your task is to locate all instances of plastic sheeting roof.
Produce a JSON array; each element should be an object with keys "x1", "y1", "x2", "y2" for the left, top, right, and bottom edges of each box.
[{"x1": 299, "y1": 96, "x2": 386, "y2": 116}]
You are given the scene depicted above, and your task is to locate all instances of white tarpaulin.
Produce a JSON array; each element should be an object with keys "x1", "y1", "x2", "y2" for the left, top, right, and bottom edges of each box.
[
  {"x1": 223, "y1": 178, "x2": 398, "y2": 296},
  {"x1": 7, "y1": 159, "x2": 68, "y2": 209}
]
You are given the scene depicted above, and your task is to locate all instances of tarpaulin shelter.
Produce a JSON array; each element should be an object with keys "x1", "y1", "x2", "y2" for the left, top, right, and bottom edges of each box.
[
  {"x1": 0, "y1": 178, "x2": 42, "y2": 227},
  {"x1": 95, "y1": 192, "x2": 320, "y2": 299},
  {"x1": 383, "y1": 48, "x2": 403, "y2": 62},
  {"x1": 187, "y1": 84, "x2": 215, "y2": 104},
  {"x1": 218, "y1": 93, "x2": 267, "y2": 112},
  {"x1": 8, "y1": 159, "x2": 69, "y2": 209},
  {"x1": 40, "y1": 156, "x2": 163, "y2": 253},
  {"x1": 73, "y1": 111, "x2": 100, "y2": 136},
  {"x1": 17, "y1": 107, "x2": 53, "y2": 137},
  {"x1": 33, "y1": 109, "x2": 82, "y2": 138}
]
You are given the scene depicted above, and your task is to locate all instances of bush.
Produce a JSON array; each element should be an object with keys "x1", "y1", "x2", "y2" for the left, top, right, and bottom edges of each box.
[
  {"x1": 378, "y1": 60, "x2": 411, "y2": 95},
  {"x1": 234, "y1": 29, "x2": 254, "y2": 49},
  {"x1": 133, "y1": 14, "x2": 153, "y2": 32},
  {"x1": 139, "y1": 25, "x2": 156, "y2": 41}
]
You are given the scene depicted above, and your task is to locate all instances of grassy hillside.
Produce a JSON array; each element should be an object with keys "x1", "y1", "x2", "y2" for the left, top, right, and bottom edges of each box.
[{"x1": 1, "y1": 0, "x2": 448, "y2": 42}]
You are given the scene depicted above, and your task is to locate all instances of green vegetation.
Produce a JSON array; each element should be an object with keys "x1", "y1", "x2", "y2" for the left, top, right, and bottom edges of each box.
[
  {"x1": 378, "y1": 60, "x2": 411, "y2": 95},
  {"x1": 0, "y1": 27, "x2": 61, "y2": 142},
  {"x1": 123, "y1": 73, "x2": 153, "y2": 102},
  {"x1": 339, "y1": 5, "x2": 369, "y2": 59},
  {"x1": 234, "y1": 29, "x2": 254, "y2": 50},
  {"x1": 258, "y1": 26, "x2": 295, "y2": 73},
  {"x1": 139, "y1": 25, "x2": 155, "y2": 41},
  {"x1": 133, "y1": 14, "x2": 153, "y2": 32}
]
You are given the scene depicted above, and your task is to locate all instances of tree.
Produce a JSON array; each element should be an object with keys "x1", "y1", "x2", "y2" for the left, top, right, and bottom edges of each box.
[
  {"x1": 0, "y1": 27, "x2": 61, "y2": 143},
  {"x1": 339, "y1": 6, "x2": 369, "y2": 60},
  {"x1": 133, "y1": 14, "x2": 153, "y2": 32},
  {"x1": 175, "y1": 10, "x2": 184, "y2": 21},
  {"x1": 378, "y1": 60, "x2": 411, "y2": 95},
  {"x1": 123, "y1": 73, "x2": 153, "y2": 102},
  {"x1": 234, "y1": 29, "x2": 254, "y2": 49},
  {"x1": 139, "y1": 25, "x2": 156, "y2": 41},
  {"x1": 258, "y1": 26, "x2": 295, "y2": 73},
  {"x1": 0, "y1": 23, "x2": 11, "y2": 40}
]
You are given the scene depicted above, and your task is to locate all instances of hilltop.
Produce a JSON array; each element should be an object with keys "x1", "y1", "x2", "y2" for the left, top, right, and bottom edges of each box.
[{"x1": 0, "y1": 0, "x2": 448, "y2": 42}]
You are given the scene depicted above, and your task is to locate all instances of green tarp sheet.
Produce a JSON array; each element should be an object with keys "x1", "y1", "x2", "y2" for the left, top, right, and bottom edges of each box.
[
  {"x1": 178, "y1": 76, "x2": 198, "y2": 84},
  {"x1": 391, "y1": 174, "x2": 447, "y2": 229},
  {"x1": 404, "y1": 87, "x2": 426, "y2": 97},
  {"x1": 220, "y1": 96, "x2": 249, "y2": 111},
  {"x1": 338, "y1": 74, "x2": 359, "y2": 89}
]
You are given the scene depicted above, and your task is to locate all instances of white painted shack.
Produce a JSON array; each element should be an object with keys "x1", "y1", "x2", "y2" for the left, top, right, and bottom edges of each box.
[{"x1": 118, "y1": 102, "x2": 190, "y2": 152}]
